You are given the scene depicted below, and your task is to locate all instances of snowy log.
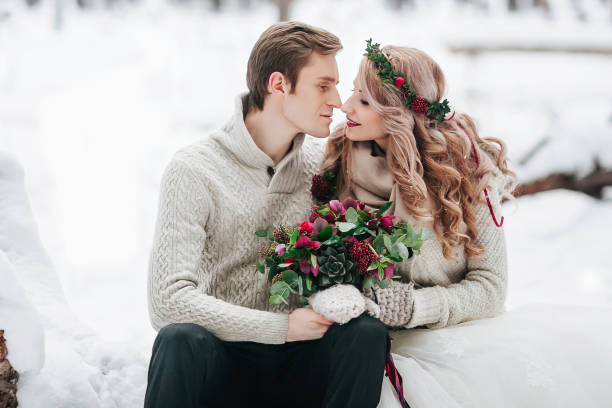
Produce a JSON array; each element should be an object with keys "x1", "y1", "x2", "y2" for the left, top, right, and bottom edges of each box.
[
  {"x1": 0, "y1": 330, "x2": 19, "y2": 408},
  {"x1": 514, "y1": 168, "x2": 612, "y2": 199},
  {"x1": 449, "y1": 44, "x2": 612, "y2": 56}
]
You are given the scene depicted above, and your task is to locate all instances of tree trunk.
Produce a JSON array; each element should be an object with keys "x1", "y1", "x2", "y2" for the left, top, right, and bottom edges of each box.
[{"x1": 278, "y1": 0, "x2": 291, "y2": 21}]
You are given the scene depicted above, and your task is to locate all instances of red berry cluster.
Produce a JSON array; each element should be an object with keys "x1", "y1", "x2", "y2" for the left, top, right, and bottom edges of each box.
[
  {"x1": 410, "y1": 97, "x2": 428, "y2": 115},
  {"x1": 348, "y1": 241, "x2": 378, "y2": 275}
]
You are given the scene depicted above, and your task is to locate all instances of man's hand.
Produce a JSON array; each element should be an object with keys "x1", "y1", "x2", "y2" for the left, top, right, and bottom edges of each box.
[{"x1": 286, "y1": 308, "x2": 333, "y2": 342}]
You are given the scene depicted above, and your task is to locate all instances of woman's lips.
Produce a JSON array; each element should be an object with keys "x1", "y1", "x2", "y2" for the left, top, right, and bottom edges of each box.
[{"x1": 347, "y1": 119, "x2": 360, "y2": 128}]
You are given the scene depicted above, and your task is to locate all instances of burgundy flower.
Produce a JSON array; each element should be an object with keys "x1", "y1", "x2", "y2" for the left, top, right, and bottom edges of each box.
[
  {"x1": 379, "y1": 216, "x2": 395, "y2": 233},
  {"x1": 383, "y1": 263, "x2": 394, "y2": 280},
  {"x1": 312, "y1": 264, "x2": 320, "y2": 277},
  {"x1": 283, "y1": 257, "x2": 296, "y2": 269},
  {"x1": 299, "y1": 259, "x2": 320, "y2": 277},
  {"x1": 309, "y1": 205, "x2": 321, "y2": 223},
  {"x1": 298, "y1": 221, "x2": 313, "y2": 236},
  {"x1": 367, "y1": 219, "x2": 379, "y2": 232},
  {"x1": 309, "y1": 240, "x2": 321, "y2": 250},
  {"x1": 342, "y1": 235, "x2": 357, "y2": 247},
  {"x1": 312, "y1": 217, "x2": 328, "y2": 237},
  {"x1": 328, "y1": 200, "x2": 346, "y2": 217},
  {"x1": 311, "y1": 174, "x2": 332, "y2": 201},
  {"x1": 341, "y1": 197, "x2": 363, "y2": 211},
  {"x1": 295, "y1": 236, "x2": 311, "y2": 248}
]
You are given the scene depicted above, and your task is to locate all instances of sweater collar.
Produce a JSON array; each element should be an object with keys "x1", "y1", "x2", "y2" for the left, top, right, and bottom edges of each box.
[{"x1": 213, "y1": 94, "x2": 306, "y2": 171}]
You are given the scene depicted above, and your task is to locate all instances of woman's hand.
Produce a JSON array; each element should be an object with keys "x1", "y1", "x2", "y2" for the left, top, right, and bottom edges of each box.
[{"x1": 364, "y1": 281, "x2": 415, "y2": 327}]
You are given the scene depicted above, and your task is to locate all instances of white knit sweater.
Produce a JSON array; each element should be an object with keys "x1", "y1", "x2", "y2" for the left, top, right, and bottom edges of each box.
[{"x1": 147, "y1": 95, "x2": 324, "y2": 344}]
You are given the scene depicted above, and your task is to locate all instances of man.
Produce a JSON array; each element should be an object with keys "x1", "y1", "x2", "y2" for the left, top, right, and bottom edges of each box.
[{"x1": 145, "y1": 22, "x2": 388, "y2": 408}]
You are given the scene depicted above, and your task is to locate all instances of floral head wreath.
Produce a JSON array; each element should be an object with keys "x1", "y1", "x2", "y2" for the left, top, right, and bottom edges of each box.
[
  {"x1": 359, "y1": 39, "x2": 503, "y2": 227},
  {"x1": 364, "y1": 39, "x2": 452, "y2": 122}
]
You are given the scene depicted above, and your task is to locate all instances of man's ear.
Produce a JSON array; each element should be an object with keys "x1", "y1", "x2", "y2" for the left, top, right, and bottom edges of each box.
[{"x1": 267, "y1": 72, "x2": 290, "y2": 95}]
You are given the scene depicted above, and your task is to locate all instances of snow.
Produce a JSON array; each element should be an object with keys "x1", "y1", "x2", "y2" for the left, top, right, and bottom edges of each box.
[{"x1": 0, "y1": 0, "x2": 611, "y2": 406}]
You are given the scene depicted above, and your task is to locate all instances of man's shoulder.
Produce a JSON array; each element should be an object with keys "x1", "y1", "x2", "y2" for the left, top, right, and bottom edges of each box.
[{"x1": 169, "y1": 131, "x2": 229, "y2": 171}]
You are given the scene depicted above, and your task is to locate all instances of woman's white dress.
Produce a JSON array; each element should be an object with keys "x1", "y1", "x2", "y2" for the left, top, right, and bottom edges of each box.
[{"x1": 377, "y1": 304, "x2": 612, "y2": 408}]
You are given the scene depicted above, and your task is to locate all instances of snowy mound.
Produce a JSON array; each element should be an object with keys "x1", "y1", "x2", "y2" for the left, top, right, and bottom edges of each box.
[{"x1": 0, "y1": 151, "x2": 148, "y2": 408}]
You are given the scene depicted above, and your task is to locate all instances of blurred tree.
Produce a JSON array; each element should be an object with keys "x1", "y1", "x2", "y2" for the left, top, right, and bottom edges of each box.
[
  {"x1": 508, "y1": 0, "x2": 549, "y2": 13},
  {"x1": 277, "y1": 0, "x2": 291, "y2": 21}
]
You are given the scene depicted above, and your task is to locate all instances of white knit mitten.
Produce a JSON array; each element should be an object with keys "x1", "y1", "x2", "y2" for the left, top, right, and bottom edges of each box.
[
  {"x1": 308, "y1": 284, "x2": 366, "y2": 324},
  {"x1": 364, "y1": 281, "x2": 415, "y2": 327}
]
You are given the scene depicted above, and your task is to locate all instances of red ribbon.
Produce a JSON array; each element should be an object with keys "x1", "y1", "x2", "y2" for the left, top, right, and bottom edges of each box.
[
  {"x1": 456, "y1": 122, "x2": 504, "y2": 227},
  {"x1": 385, "y1": 351, "x2": 411, "y2": 408}
]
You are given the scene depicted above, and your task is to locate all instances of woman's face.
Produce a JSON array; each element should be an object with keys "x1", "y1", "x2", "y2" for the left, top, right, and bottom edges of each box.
[{"x1": 341, "y1": 77, "x2": 387, "y2": 145}]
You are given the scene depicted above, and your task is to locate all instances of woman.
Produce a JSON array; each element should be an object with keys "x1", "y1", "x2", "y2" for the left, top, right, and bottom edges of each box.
[{"x1": 319, "y1": 41, "x2": 612, "y2": 407}]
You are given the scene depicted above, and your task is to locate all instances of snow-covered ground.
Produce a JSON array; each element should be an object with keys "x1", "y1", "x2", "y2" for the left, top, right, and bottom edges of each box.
[{"x1": 1, "y1": 0, "x2": 612, "y2": 406}]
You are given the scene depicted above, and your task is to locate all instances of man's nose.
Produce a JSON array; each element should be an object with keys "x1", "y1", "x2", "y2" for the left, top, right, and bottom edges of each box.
[{"x1": 328, "y1": 88, "x2": 341, "y2": 109}]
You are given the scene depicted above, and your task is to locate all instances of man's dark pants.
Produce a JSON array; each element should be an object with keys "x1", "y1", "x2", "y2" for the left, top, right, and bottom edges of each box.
[{"x1": 144, "y1": 314, "x2": 388, "y2": 408}]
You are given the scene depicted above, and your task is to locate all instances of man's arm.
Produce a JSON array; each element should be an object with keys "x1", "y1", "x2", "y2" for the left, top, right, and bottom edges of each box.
[{"x1": 147, "y1": 158, "x2": 290, "y2": 344}]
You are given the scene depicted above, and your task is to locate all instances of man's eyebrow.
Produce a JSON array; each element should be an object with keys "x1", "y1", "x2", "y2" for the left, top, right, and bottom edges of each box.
[{"x1": 317, "y1": 76, "x2": 340, "y2": 85}]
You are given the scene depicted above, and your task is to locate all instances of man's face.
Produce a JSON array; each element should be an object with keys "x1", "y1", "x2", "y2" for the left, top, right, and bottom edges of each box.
[{"x1": 282, "y1": 52, "x2": 341, "y2": 138}]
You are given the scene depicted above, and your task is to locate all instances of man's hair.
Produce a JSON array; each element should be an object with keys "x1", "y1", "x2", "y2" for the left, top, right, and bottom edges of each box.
[{"x1": 246, "y1": 21, "x2": 342, "y2": 111}]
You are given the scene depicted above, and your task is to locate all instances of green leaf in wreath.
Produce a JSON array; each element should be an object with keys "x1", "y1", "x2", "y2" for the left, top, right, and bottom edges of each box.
[{"x1": 306, "y1": 275, "x2": 312, "y2": 291}]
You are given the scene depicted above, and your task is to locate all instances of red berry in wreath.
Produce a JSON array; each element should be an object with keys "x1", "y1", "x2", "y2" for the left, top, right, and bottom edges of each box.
[{"x1": 410, "y1": 97, "x2": 428, "y2": 115}]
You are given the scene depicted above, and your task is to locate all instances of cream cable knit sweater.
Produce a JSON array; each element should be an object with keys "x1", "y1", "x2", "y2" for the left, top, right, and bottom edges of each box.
[{"x1": 147, "y1": 95, "x2": 324, "y2": 344}]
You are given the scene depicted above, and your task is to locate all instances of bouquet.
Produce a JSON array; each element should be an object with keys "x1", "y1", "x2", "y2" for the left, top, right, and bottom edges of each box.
[{"x1": 255, "y1": 197, "x2": 429, "y2": 306}]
